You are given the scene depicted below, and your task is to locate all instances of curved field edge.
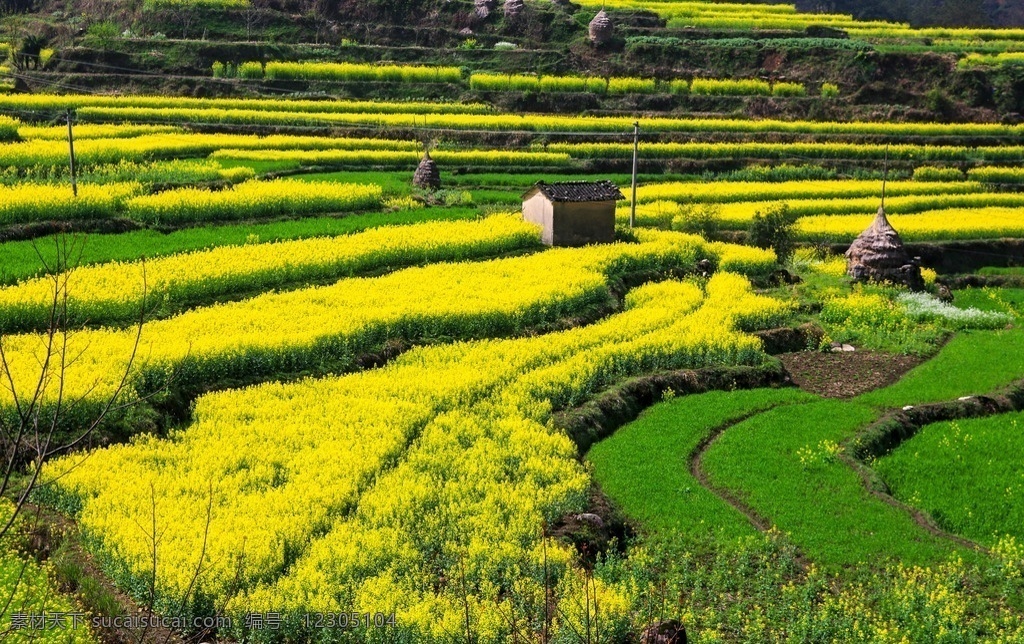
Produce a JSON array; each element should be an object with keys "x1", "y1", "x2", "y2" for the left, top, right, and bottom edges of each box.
[
  {"x1": 869, "y1": 396, "x2": 1024, "y2": 548},
  {"x1": 0, "y1": 215, "x2": 545, "y2": 333},
  {"x1": 699, "y1": 400, "x2": 967, "y2": 567},
  {"x1": 591, "y1": 323, "x2": 1024, "y2": 569},
  {"x1": 32, "y1": 273, "x2": 789, "y2": 641},
  {"x1": 573, "y1": 339, "x2": 1024, "y2": 640},
  {"x1": 856, "y1": 327, "x2": 1024, "y2": 407},
  {"x1": 5, "y1": 233, "x2": 736, "y2": 443},
  {"x1": 586, "y1": 388, "x2": 819, "y2": 540},
  {"x1": 0, "y1": 207, "x2": 479, "y2": 286}
]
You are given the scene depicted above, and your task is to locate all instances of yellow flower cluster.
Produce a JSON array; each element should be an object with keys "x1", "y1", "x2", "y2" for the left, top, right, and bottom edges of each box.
[
  {"x1": 0, "y1": 182, "x2": 142, "y2": 226},
  {"x1": 615, "y1": 200, "x2": 684, "y2": 229},
  {"x1": 2, "y1": 230, "x2": 720, "y2": 416},
  {"x1": 818, "y1": 289, "x2": 925, "y2": 346},
  {"x1": 0, "y1": 159, "x2": 253, "y2": 186},
  {"x1": 577, "y1": 0, "x2": 1024, "y2": 44},
  {"x1": 464, "y1": 71, "x2": 677, "y2": 96},
  {"x1": 0, "y1": 92, "x2": 490, "y2": 115},
  {"x1": 820, "y1": 291, "x2": 901, "y2": 327},
  {"x1": 688, "y1": 77, "x2": 772, "y2": 96},
  {"x1": 967, "y1": 165, "x2": 1024, "y2": 183},
  {"x1": 810, "y1": 557, "x2": 1024, "y2": 641},
  {"x1": 210, "y1": 147, "x2": 572, "y2": 168},
  {"x1": 633, "y1": 179, "x2": 980, "y2": 206},
  {"x1": 46, "y1": 273, "x2": 788, "y2": 640},
  {"x1": 607, "y1": 76, "x2": 657, "y2": 94},
  {"x1": 470, "y1": 72, "x2": 610, "y2": 93},
  {"x1": 66, "y1": 105, "x2": 1024, "y2": 138},
  {"x1": 124, "y1": 178, "x2": 383, "y2": 224},
  {"x1": 0, "y1": 216, "x2": 542, "y2": 330},
  {"x1": 709, "y1": 241, "x2": 778, "y2": 277},
  {"x1": 263, "y1": 61, "x2": 462, "y2": 83},
  {"x1": 0, "y1": 501, "x2": 96, "y2": 643},
  {"x1": 0, "y1": 133, "x2": 418, "y2": 168},
  {"x1": 549, "y1": 140, "x2": 1024, "y2": 163},
  {"x1": 82, "y1": 159, "x2": 254, "y2": 185},
  {"x1": 957, "y1": 51, "x2": 1024, "y2": 69},
  {"x1": 701, "y1": 191, "x2": 1024, "y2": 228},
  {"x1": 793, "y1": 248, "x2": 848, "y2": 278},
  {"x1": 992, "y1": 536, "x2": 1024, "y2": 580},
  {"x1": 796, "y1": 207, "x2": 1024, "y2": 242},
  {"x1": 0, "y1": 114, "x2": 19, "y2": 141},
  {"x1": 17, "y1": 123, "x2": 183, "y2": 140}
]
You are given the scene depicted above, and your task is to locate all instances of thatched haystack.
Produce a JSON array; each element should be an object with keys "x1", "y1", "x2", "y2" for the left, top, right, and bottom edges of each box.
[
  {"x1": 845, "y1": 205, "x2": 925, "y2": 291},
  {"x1": 504, "y1": 0, "x2": 525, "y2": 18},
  {"x1": 589, "y1": 10, "x2": 614, "y2": 45},
  {"x1": 413, "y1": 152, "x2": 441, "y2": 191}
]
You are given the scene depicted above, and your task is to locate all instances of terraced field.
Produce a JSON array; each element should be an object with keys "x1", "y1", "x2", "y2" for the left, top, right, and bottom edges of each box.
[
  {"x1": 0, "y1": 93, "x2": 1023, "y2": 641},
  {"x1": 590, "y1": 325, "x2": 1024, "y2": 639},
  {"x1": 3, "y1": 0, "x2": 1024, "y2": 641}
]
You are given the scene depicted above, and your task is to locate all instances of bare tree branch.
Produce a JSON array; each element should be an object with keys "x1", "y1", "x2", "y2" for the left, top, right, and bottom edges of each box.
[{"x1": 0, "y1": 232, "x2": 152, "y2": 631}]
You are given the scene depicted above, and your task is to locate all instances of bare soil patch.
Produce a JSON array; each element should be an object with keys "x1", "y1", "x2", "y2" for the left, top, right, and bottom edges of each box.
[{"x1": 779, "y1": 350, "x2": 923, "y2": 398}]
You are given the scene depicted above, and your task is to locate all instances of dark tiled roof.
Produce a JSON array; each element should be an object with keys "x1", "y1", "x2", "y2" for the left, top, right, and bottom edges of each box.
[{"x1": 527, "y1": 180, "x2": 625, "y2": 203}]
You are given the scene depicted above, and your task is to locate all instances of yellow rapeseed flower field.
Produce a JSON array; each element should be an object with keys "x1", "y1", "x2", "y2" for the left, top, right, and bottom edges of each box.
[
  {"x1": 210, "y1": 147, "x2": 573, "y2": 168},
  {"x1": 0, "y1": 500, "x2": 96, "y2": 642},
  {"x1": 263, "y1": 61, "x2": 463, "y2": 83},
  {"x1": 549, "y1": 140, "x2": 1024, "y2": 163},
  {"x1": 2, "y1": 230, "x2": 739, "y2": 421},
  {"x1": 17, "y1": 123, "x2": 183, "y2": 140},
  {"x1": 0, "y1": 216, "x2": 543, "y2": 330},
  {"x1": 633, "y1": 179, "x2": 981, "y2": 206},
  {"x1": 795, "y1": 207, "x2": 1024, "y2": 242},
  {"x1": 124, "y1": 178, "x2": 383, "y2": 224},
  {"x1": 713, "y1": 193, "x2": 1024, "y2": 227},
  {"x1": 72, "y1": 105, "x2": 1024, "y2": 138},
  {"x1": 0, "y1": 133, "x2": 419, "y2": 168},
  {"x1": 0, "y1": 92, "x2": 491, "y2": 115},
  {"x1": 0, "y1": 114, "x2": 20, "y2": 141},
  {"x1": 45, "y1": 273, "x2": 789, "y2": 640},
  {"x1": 0, "y1": 181, "x2": 142, "y2": 226}
]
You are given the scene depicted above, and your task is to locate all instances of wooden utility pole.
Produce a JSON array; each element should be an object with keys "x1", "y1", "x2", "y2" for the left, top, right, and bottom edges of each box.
[
  {"x1": 66, "y1": 109, "x2": 78, "y2": 198},
  {"x1": 629, "y1": 121, "x2": 639, "y2": 229}
]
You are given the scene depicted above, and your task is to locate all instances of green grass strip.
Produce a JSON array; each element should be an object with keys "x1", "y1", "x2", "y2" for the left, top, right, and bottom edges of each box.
[
  {"x1": 0, "y1": 208, "x2": 477, "y2": 285},
  {"x1": 287, "y1": 171, "x2": 680, "y2": 194},
  {"x1": 978, "y1": 267, "x2": 1024, "y2": 276},
  {"x1": 588, "y1": 388, "x2": 817, "y2": 541},
  {"x1": 290, "y1": 169, "x2": 417, "y2": 195},
  {"x1": 857, "y1": 328, "x2": 1024, "y2": 408},
  {"x1": 953, "y1": 287, "x2": 1024, "y2": 318},
  {"x1": 876, "y1": 410, "x2": 1024, "y2": 547},
  {"x1": 702, "y1": 400, "x2": 961, "y2": 568}
]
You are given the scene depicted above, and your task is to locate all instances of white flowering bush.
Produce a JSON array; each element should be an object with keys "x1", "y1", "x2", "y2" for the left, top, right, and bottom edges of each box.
[{"x1": 897, "y1": 292, "x2": 1013, "y2": 330}]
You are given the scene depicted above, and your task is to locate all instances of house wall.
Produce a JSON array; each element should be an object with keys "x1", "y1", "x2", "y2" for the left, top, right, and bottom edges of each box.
[
  {"x1": 522, "y1": 192, "x2": 555, "y2": 246},
  {"x1": 551, "y1": 201, "x2": 616, "y2": 247}
]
